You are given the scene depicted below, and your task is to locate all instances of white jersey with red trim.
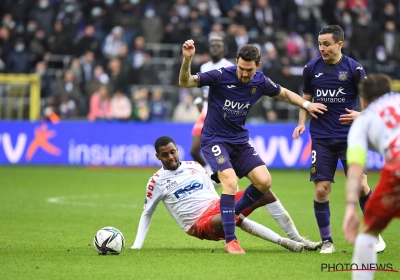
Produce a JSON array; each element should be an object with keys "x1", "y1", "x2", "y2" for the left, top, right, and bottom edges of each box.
[
  {"x1": 348, "y1": 92, "x2": 400, "y2": 162},
  {"x1": 132, "y1": 161, "x2": 219, "y2": 249}
]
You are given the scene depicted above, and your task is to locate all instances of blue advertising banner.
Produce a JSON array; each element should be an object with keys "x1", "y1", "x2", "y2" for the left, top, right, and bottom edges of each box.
[{"x1": 0, "y1": 121, "x2": 384, "y2": 169}]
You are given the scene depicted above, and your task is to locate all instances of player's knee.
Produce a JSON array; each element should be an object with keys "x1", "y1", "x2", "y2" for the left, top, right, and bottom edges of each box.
[
  {"x1": 254, "y1": 177, "x2": 272, "y2": 193},
  {"x1": 314, "y1": 182, "x2": 330, "y2": 200}
]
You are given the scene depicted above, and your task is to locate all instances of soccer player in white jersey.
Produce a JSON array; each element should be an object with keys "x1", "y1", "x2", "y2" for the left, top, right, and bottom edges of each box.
[
  {"x1": 191, "y1": 37, "x2": 234, "y2": 175},
  {"x1": 343, "y1": 74, "x2": 399, "y2": 280},
  {"x1": 131, "y1": 136, "x2": 321, "y2": 253}
]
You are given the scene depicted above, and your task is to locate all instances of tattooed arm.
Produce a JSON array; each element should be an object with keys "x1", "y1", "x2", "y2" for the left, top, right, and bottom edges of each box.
[{"x1": 179, "y1": 40, "x2": 200, "y2": 88}]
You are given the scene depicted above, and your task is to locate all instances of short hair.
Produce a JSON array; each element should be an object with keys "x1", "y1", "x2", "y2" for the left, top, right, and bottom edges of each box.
[
  {"x1": 209, "y1": 36, "x2": 224, "y2": 44},
  {"x1": 154, "y1": 136, "x2": 176, "y2": 153},
  {"x1": 237, "y1": 44, "x2": 261, "y2": 65},
  {"x1": 319, "y1": 25, "x2": 344, "y2": 43},
  {"x1": 359, "y1": 73, "x2": 392, "y2": 103}
]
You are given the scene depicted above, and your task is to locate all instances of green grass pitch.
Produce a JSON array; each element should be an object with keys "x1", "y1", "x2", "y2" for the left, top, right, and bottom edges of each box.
[{"x1": 0, "y1": 166, "x2": 399, "y2": 280}]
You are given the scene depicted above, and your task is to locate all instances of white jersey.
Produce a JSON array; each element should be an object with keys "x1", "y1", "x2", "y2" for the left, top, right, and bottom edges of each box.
[
  {"x1": 348, "y1": 92, "x2": 400, "y2": 163},
  {"x1": 132, "y1": 161, "x2": 219, "y2": 249}
]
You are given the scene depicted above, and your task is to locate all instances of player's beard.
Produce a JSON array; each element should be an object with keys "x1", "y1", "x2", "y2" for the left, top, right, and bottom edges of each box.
[
  {"x1": 239, "y1": 76, "x2": 251, "y2": 84},
  {"x1": 165, "y1": 159, "x2": 180, "y2": 170}
]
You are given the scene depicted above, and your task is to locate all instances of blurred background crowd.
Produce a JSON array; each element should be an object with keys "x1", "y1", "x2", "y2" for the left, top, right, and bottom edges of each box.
[{"x1": 1, "y1": 0, "x2": 399, "y2": 122}]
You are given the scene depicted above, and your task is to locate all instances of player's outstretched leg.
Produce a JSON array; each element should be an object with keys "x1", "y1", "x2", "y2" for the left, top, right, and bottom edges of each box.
[
  {"x1": 238, "y1": 216, "x2": 304, "y2": 252},
  {"x1": 242, "y1": 190, "x2": 322, "y2": 251}
]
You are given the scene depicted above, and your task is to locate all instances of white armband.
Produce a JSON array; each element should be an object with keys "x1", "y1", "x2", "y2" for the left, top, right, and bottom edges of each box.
[{"x1": 302, "y1": 101, "x2": 311, "y2": 109}]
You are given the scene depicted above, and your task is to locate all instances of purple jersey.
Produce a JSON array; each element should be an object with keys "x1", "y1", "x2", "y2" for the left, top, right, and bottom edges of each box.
[
  {"x1": 198, "y1": 66, "x2": 281, "y2": 145},
  {"x1": 303, "y1": 55, "x2": 366, "y2": 139}
]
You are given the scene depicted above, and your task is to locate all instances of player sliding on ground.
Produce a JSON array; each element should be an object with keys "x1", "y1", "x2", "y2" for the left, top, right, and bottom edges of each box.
[{"x1": 131, "y1": 136, "x2": 321, "y2": 254}]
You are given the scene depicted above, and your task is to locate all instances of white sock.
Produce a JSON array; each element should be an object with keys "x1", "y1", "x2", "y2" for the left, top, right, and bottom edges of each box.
[
  {"x1": 239, "y1": 217, "x2": 282, "y2": 244},
  {"x1": 352, "y1": 233, "x2": 377, "y2": 280},
  {"x1": 204, "y1": 165, "x2": 213, "y2": 175},
  {"x1": 265, "y1": 200, "x2": 301, "y2": 241}
]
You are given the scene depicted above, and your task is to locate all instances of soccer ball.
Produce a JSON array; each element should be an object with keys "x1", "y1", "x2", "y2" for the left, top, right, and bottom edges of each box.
[{"x1": 93, "y1": 226, "x2": 125, "y2": 255}]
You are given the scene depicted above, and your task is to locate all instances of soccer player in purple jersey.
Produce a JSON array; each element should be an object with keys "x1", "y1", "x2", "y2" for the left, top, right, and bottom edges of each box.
[
  {"x1": 292, "y1": 25, "x2": 386, "y2": 254},
  {"x1": 179, "y1": 39, "x2": 327, "y2": 254}
]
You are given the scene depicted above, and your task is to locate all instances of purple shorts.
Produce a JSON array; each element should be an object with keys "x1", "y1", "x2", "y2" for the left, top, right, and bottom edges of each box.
[
  {"x1": 201, "y1": 142, "x2": 265, "y2": 178},
  {"x1": 310, "y1": 138, "x2": 367, "y2": 182}
]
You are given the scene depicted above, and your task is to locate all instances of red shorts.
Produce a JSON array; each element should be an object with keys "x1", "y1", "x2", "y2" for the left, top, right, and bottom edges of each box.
[
  {"x1": 363, "y1": 163, "x2": 400, "y2": 230},
  {"x1": 187, "y1": 190, "x2": 246, "y2": 241},
  {"x1": 191, "y1": 111, "x2": 206, "y2": 136}
]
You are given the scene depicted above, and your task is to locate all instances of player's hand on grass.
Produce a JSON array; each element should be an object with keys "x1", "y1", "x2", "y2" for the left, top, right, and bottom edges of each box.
[
  {"x1": 339, "y1": 108, "x2": 360, "y2": 125},
  {"x1": 292, "y1": 125, "x2": 306, "y2": 140},
  {"x1": 306, "y1": 103, "x2": 327, "y2": 119},
  {"x1": 342, "y1": 205, "x2": 359, "y2": 244},
  {"x1": 182, "y1": 39, "x2": 196, "y2": 59}
]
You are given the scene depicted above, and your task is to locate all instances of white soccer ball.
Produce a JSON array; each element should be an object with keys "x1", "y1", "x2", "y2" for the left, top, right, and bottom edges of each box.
[{"x1": 93, "y1": 226, "x2": 125, "y2": 255}]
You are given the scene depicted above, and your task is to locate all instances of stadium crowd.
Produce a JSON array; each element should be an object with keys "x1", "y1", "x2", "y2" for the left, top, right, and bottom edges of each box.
[{"x1": 0, "y1": 0, "x2": 400, "y2": 121}]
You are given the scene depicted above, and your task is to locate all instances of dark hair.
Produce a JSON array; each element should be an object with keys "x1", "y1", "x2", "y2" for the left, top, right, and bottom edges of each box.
[
  {"x1": 359, "y1": 73, "x2": 392, "y2": 103},
  {"x1": 236, "y1": 44, "x2": 261, "y2": 65},
  {"x1": 319, "y1": 25, "x2": 344, "y2": 42},
  {"x1": 154, "y1": 136, "x2": 176, "y2": 153}
]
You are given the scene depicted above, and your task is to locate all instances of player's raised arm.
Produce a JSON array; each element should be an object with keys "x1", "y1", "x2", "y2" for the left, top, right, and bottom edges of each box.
[
  {"x1": 275, "y1": 87, "x2": 327, "y2": 119},
  {"x1": 293, "y1": 93, "x2": 313, "y2": 140},
  {"x1": 179, "y1": 39, "x2": 200, "y2": 88}
]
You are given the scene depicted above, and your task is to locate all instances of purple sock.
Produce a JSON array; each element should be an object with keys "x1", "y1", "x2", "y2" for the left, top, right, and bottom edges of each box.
[
  {"x1": 220, "y1": 194, "x2": 236, "y2": 243},
  {"x1": 314, "y1": 200, "x2": 333, "y2": 243},
  {"x1": 359, "y1": 189, "x2": 372, "y2": 213},
  {"x1": 235, "y1": 184, "x2": 264, "y2": 215}
]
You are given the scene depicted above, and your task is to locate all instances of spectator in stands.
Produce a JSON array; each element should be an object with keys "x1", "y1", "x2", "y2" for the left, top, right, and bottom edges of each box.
[
  {"x1": 132, "y1": 87, "x2": 150, "y2": 122},
  {"x1": 140, "y1": 4, "x2": 165, "y2": 44},
  {"x1": 132, "y1": 52, "x2": 159, "y2": 85},
  {"x1": 70, "y1": 58, "x2": 84, "y2": 92},
  {"x1": 172, "y1": 94, "x2": 199, "y2": 123},
  {"x1": 111, "y1": 90, "x2": 132, "y2": 121},
  {"x1": 55, "y1": 0, "x2": 84, "y2": 43},
  {"x1": 102, "y1": 26, "x2": 126, "y2": 60},
  {"x1": 294, "y1": 0, "x2": 323, "y2": 34},
  {"x1": 107, "y1": 57, "x2": 130, "y2": 96},
  {"x1": 87, "y1": 84, "x2": 112, "y2": 121},
  {"x1": 225, "y1": 23, "x2": 239, "y2": 58},
  {"x1": 117, "y1": 44, "x2": 132, "y2": 79},
  {"x1": 48, "y1": 21, "x2": 73, "y2": 55},
  {"x1": 74, "y1": 25, "x2": 102, "y2": 60},
  {"x1": 80, "y1": 50, "x2": 96, "y2": 89},
  {"x1": 85, "y1": 65, "x2": 109, "y2": 98},
  {"x1": 1, "y1": 13, "x2": 17, "y2": 38},
  {"x1": 0, "y1": 27, "x2": 13, "y2": 72},
  {"x1": 29, "y1": 28, "x2": 48, "y2": 65},
  {"x1": 254, "y1": 0, "x2": 281, "y2": 32},
  {"x1": 208, "y1": 22, "x2": 226, "y2": 41},
  {"x1": 149, "y1": 87, "x2": 170, "y2": 122},
  {"x1": 6, "y1": 38, "x2": 32, "y2": 74},
  {"x1": 54, "y1": 69, "x2": 83, "y2": 119},
  {"x1": 30, "y1": 0, "x2": 55, "y2": 38},
  {"x1": 349, "y1": 11, "x2": 377, "y2": 61},
  {"x1": 24, "y1": 19, "x2": 39, "y2": 42},
  {"x1": 129, "y1": 35, "x2": 147, "y2": 70},
  {"x1": 34, "y1": 61, "x2": 52, "y2": 98},
  {"x1": 379, "y1": 20, "x2": 400, "y2": 61},
  {"x1": 301, "y1": 33, "x2": 319, "y2": 63},
  {"x1": 162, "y1": 6, "x2": 190, "y2": 44}
]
